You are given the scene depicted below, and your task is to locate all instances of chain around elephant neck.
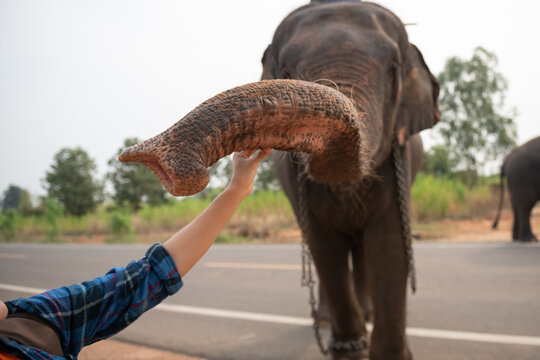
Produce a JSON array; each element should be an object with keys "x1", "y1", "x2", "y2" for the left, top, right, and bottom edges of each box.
[
  {"x1": 297, "y1": 167, "x2": 329, "y2": 355},
  {"x1": 392, "y1": 136, "x2": 417, "y2": 293}
]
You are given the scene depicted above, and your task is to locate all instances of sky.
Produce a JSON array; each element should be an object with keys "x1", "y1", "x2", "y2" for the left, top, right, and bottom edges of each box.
[{"x1": 1, "y1": 0, "x2": 539, "y2": 197}]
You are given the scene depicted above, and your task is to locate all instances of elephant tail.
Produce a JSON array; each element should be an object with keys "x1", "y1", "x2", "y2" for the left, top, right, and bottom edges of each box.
[{"x1": 492, "y1": 165, "x2": 505, "y2": 229}]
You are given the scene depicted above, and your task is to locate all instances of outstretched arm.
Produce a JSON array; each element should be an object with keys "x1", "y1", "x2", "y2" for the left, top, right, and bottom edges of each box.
[
  {"x1": 0, "y1": 149, "x2": 270, "y2": 355},
  {"x1": 163, "y1": 148, "x2": 271, "y2": 276}
]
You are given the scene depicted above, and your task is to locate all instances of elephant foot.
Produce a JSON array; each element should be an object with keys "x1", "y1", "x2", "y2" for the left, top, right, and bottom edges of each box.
[
  {"x1": 317, "y1": 303, "x2": 331, "y2": 328},
  {"x1": 513, "y1": 235, "x2": 538, "y2": 242},
  {"x1": 330, "y1": 335, "x2": 369, "y2": 360}
]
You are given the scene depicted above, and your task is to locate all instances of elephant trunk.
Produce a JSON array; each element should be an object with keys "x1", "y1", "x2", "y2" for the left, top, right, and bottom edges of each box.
[{"x1": 119, "y1": 79, "x2": 371, "y2": 196}]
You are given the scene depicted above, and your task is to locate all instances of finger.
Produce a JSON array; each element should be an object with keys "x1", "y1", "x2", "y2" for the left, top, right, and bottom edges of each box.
[
  {"x1": 253, "y1": 148, "x2": 271, "y2": 163},
  {"x1": 241, "y1": 149, "x2": 257, "y2": 158}
]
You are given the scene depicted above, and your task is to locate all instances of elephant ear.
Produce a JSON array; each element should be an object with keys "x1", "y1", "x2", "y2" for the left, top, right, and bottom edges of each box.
[
  {"x1": 261, "y1": 44, "x2": 278, "y2": 80},
  {"x1": 396, "y1": 44, "x2": 440, "y2": 145}
]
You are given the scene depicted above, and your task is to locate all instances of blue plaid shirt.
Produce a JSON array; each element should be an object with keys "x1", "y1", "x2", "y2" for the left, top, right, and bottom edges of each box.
[{"x1": 0, "y1": 243, "x2": 183, "y2": 359}]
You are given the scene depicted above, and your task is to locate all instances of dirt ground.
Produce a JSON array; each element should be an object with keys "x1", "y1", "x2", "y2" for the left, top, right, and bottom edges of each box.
[
  {"x1": 73, "y1": 208, "x2": 540, "y2": 359},
  {"x1": 79, "y1": 339, "x2": 202, "y2": 360},
  {"x1": 266, "y1": 207, "x2": 540, "y2": 243},
  {"x1": 413, "y1": 207, "x2": 540, "y2": 242}
]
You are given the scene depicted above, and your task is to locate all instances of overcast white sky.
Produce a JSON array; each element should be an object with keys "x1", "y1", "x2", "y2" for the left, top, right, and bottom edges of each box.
[{"x1": 1, "y1": 0, "x2": 539, "y2": 196}]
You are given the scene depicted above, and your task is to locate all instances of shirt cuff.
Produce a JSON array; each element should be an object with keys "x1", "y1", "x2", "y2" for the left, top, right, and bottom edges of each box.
[{"x1": 145, "y1": 243, "x2": 183, "y2": 296}]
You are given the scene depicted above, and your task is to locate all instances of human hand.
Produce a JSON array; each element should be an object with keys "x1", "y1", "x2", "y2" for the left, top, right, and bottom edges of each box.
[{"x1": 228, "y1": 149, "x2": 272, "y2": 198}]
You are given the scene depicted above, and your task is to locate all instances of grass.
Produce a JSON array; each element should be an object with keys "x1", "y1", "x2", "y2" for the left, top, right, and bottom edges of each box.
[{"x1": 411, "y1": 174, "x2": 499, "y2": 221}]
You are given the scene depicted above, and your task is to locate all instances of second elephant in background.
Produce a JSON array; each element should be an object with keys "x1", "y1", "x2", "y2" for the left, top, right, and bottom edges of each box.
[{"x1": 493, "y1": 136, "x2": 540, "y2": 242}]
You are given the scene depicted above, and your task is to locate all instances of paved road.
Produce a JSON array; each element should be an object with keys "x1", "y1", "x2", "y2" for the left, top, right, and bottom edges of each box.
[{"x1": 1, "y1": 242, "x2": 540, "y2": 360}]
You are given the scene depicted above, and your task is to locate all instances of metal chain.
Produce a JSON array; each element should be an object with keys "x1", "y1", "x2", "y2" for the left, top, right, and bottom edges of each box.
[
  {"x1": 329, "y1": 335, "x2": 369, "y2": 353},
  {"x1": 297, "y1": 168, "x2": 330, "y2": 355},
  {"x1": 392, "y1": 136, "x2": 417, "y2": 293}
]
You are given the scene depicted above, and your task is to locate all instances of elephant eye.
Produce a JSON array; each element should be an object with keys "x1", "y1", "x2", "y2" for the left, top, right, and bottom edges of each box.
[
  {"x1": 388, "y1": 61, "x2": 400, "y2": 76},
  {"x1": 277, "y1": 62, "x2": 293, "y2": 79},
  {"x1": 280, "y1": 69, "x2": 292, "y2": 79}
]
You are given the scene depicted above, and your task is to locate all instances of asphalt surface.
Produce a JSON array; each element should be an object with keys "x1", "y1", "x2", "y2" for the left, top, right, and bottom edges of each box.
[{"x1": 1, "y1": 242, "x2": 540, "y2": 360}]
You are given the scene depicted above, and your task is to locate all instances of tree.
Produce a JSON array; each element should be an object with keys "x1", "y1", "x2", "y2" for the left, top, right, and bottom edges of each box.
[
  {"x1": 107, "y1": 138, "x2": 168, "y2": 210},
  {"x1": 1, "y1": 185, "x2": 33, "y2": 215},
  {"x1": 17, "y1": 189, "x2": 33, "y2": 216},
  {"x1": 2, "y1": 185, "x2": 23, "y2": 213},
  {"x1": 43, "y1": 147, "x2": 103, "y2": 216},
  {"x1": 421, "y1": 145, "x2": 459, "y2": 177},
  {"x1": 436, "y1": 47, "x2": 517, "y2": 181}
]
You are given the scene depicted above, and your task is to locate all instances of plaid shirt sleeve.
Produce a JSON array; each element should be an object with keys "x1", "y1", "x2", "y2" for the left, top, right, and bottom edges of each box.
[{"x1": 3, "y1": 243, "x2": 183, "y2": 359}]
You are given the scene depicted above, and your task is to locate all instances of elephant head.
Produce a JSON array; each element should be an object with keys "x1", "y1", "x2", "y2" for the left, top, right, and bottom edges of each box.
[{"x1": 119, "y1": 1, "x2": 439, "y2": 196}]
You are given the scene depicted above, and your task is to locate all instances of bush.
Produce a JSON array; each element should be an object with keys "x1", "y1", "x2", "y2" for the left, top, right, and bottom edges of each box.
[
  {"x1": 238, "y1": 190, "x2": 292, "y2": 217},
  {"x1": 215, "y1": 233, "x2": 247, "y2": 244},
  {"x1": 411, "y1": 174, "x2": 467, "y2": 220},
  {"x1": 44, "y1": 199, "x2": 63, "y2": 242},
  {"x1": 411, "y1": 174, "x2": 497, "y2": 221},
  {"x1": 0, "y1": 210, "x2": 18, "y2": 241},
  {"x1": 107, "y1": 207, "x2": 135, "y2": 243},
  {"x1": 138, "y1": 197, "x2": 210, "y2": 231}
]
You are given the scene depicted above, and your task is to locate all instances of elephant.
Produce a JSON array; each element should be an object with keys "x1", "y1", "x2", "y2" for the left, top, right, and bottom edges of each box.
[
  {"x1": 119, "y1": 1, "x2": 439, "y2": 359},
  {"x1": 492, "y1": 136, "x2": 540, "y2": 242}
]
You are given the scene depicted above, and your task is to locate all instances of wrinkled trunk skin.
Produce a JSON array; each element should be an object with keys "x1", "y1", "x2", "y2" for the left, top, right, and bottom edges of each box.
[{"x1": 120, "y1": 79, "x2": 371, "y2": 196}]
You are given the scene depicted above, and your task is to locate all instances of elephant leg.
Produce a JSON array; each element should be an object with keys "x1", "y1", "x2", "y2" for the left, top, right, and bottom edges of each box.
[
  {"x1": 512, "y1": 203, "x2": 520, "y2": 241},
  {"x1": 317, "y1": 240, "x2": 372, "y2": 327},
  {"x1": 306, "y1": 222, "x2": 368, "y2": 359},
  {"x1": 364, "y1": 206, "x2": 411, "y2": 360},
  {"x1": 511, "y1": 195, "x2": 537, "y2": 242},
  {"x1": 351, "y1": 240, "x2": 373, "y2": 323},
  {"x1": 317, "y1": 284, "x2": 331, "y2": 327},
  {"x1": 517, "y1": 203, "x2": 537, "y2": 242}
]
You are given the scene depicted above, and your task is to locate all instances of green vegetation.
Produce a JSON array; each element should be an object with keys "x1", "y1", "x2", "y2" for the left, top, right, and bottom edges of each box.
[
  {"x1": 435, "y1": 47, "x2": 516, "y2": 184},
  {"x1": 421, "y1": 145, "x2": 458, "y2": 178},
  {"x1": 411, "y1": 173, "x2": 497, "y2": 220},
  {"x1": 0, "y1": 178, "x2": 504, "y2": 244},
  {"x1": 0, "y1": 210, "x2": 18, "y2": 241},
  {"x1": 43, "y1": 147, "x2": 103, "y2": 216},
  {"x1": 44, "y1": 198, "x2": 63, "y2": 242},
  {"x1": 0, "y1": 190, "x2": 295, "y2": 244},
  {"x1": 206, "y1": 153, "x2": 279, "y2": 191},
  {"x1": 107, "y1": 138, "x2": 168, "y2": 211},
  {"x1": 106, "y1": 206, "x2": 136, "y2": 244},
  {"x1": 215, "y1": 233, "x2": 247, "y2": 244}
]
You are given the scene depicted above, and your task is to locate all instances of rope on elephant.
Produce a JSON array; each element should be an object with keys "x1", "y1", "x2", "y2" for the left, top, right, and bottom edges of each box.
[{"x1": 392, "y1": 136, "x2": 417, "y2": 293}]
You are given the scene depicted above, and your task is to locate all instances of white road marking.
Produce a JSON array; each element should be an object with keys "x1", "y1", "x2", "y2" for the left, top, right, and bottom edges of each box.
[
  {"x1": 2, "y1": 282, "x2": 540, "y2": 346},
  {"x1": 156, "y1": 303, "x2": 311, "y2": 326},
  {"x1": 0, "y1": 283, "x2": 46, "y2": 294},
  {"x1": 204, "y1": 262, "x2": 301, "y2": 270},
  {"x1": 0, "y1": 253, "x2": 27, "y2": 259},
  {"x1": 405, "y1": 327, "x2": 540, "y2": 346}
]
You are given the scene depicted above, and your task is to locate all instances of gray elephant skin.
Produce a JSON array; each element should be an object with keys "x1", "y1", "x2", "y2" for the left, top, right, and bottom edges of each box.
[
  {"x1": 493, "y1": 136, "x2": 540, "y2": 242},
  {"x1": 119, "y1": 1, "x2": 439, "y2": 359}
]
